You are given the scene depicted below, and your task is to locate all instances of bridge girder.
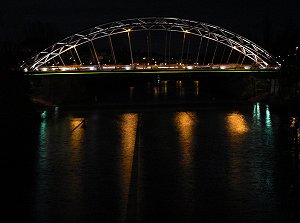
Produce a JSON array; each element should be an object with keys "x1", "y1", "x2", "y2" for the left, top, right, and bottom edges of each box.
[{"x1": 21, "y1": 17, "x2": 281, "y2": 72}]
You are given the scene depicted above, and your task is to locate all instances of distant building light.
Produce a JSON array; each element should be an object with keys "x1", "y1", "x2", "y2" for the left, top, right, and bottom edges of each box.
[
  {"x1": 40, "y1": 67, "x2": 48, "y2": 72},
  {"x1": 124, "y1": 65, "x2": 131, "y2": 70}
]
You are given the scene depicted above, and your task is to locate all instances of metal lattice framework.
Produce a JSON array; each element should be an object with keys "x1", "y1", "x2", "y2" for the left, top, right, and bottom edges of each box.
[{"x1": 21, "y1": 17, "x2": 280, "y2": 71}]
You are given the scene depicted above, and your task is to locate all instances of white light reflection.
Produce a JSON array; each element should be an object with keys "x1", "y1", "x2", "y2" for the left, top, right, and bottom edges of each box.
[
  {"x1": 38, "y1": 110, "x2": 48, "y2": 166},
  {"x1": 253, "y1": 102, "x2": 261, "y2": 125},
  {"x1": 36, "y1": 110, "x2": 49, "y2": 216},
  {"x1": 40, "y1": 110, "x2": 47, "y2": 120},
  {"x1": 54, "y1": 106, "x2": 59, "y2": 120},
  {"x1": 265, "y1": 105, "x2": 272, "y2": 128}
]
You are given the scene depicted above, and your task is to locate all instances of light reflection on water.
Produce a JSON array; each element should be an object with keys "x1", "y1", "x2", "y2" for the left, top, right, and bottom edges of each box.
[
  {"x1": 253, "y1": 101, "x2": 261, "y2": 123},
  {"x1": 31, "y1": 103, "x2": 299, "y2": 223},
  {"x1": 174, "y1": 112, "x2": 196, "y2": 169},
  {"x1": 226, "y1": 112, "x2": 249, "y2": 135},
  {"x1": 119, "y1": 113, "x2": 138, "y2": 222},
  {"x1": 266, "y1": 105, "x2": 272, "y2": 128},
  {"x1": 174, "y1": 112, "x2": 197, "y2": 218},
  {"x1": 35, "y1": 110, "x2": 49, "y2": 222},
  {"x1": 68, "y1": 117, "x2": 85, "y2": 217},
  {"x1": 225, "y1": 112, "x2": 249, "y2": 196},
  {"x1": 226, "y1": 102, "x2": 277, "y2": 219}
]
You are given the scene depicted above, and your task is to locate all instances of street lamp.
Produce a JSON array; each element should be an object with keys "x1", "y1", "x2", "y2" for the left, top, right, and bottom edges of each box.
[
  {"x1": 296, "y1": 46, "x2": 298, "y2": 59},
  {"x1": 127, "y1": 29, "x2": 134, "y2": 66},
  {"x1": 296, "y1": 46, "x2": 299, "y2": 70}
]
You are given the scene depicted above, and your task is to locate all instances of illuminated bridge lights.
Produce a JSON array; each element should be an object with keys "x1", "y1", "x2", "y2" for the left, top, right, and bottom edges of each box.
[
  {"x1": 34, "y1": 63, "x2": 275, "y2": 73},
  {"x1": 21, "y1": 17, "x2": 281, "y2": 73}
]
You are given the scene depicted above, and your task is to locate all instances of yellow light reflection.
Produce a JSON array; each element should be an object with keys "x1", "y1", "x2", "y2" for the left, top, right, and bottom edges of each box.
[
  {"x1": 176, "y1": 80, "x2": 184, "y2": 97},
  {"x1": 226, "y1": 113, "x2": 249, "y2": 135},
  {"x1": 226, "y1": 113, "x2": 249, "y2": 191},
  {"x1": 174, "y1": 112, "x2": 196, "y2": 210},
  {"x1": 119, "y1": 113, "x2": 138, "y2": 221},
  {"x1": 70, "y1": 118, "x2": 85, "y2": 152},
  {"x1": 153, "y1": 86, "x2": 159, "y2": 99},
  {"x1": 162, "y1": 80, "x2": 168, "y2": 97},
  {"x1": 69, "y1": 118, "x2": 85, "y2": 173},
  {"x1": 174, "y1": 112, "x2": 196, "y2": 169},
  {"x1": 68, "y1": 118, "x2": 85, "y2": 217}
]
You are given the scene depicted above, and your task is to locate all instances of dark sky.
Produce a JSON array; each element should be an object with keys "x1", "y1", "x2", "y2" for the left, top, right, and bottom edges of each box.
[{"x1": 1, "y1": 0, "x2": 299, "y2": 54}]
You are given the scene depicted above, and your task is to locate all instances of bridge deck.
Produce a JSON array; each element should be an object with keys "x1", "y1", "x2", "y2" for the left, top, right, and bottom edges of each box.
[{"x1": 25, "y1": 68, "x2": 280, "y2": 76}]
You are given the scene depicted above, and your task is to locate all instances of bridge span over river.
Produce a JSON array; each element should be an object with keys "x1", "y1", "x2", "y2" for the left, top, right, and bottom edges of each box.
[{"x1": 21, "y1": 17, "x2": 286, "y2": 106}]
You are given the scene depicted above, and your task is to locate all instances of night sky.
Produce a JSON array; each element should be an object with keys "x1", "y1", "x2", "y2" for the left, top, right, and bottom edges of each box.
[{"x1": 1, "y1": 0, "x2": 299, "y2": 56}]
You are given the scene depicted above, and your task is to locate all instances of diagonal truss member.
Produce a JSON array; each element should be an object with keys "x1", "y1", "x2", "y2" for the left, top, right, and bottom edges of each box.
[{"x1": 21, "y1": 17, "x2": 281, "y2": 72}]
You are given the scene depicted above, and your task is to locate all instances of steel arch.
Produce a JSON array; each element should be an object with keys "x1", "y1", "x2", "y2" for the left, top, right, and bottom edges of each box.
[{"x1": 21, "y1": 17, "x2": 281, "y2": 71}]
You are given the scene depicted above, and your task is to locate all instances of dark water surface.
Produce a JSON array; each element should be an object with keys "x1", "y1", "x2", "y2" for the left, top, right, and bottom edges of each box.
[{"x1": 6, "y1": 102, "x2": 300, "y2": 223}]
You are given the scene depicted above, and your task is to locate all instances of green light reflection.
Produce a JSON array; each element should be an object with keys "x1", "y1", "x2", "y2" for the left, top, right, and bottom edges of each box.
[{"x1": 265, "y1": 105, "x2": 272, "y2": 128}]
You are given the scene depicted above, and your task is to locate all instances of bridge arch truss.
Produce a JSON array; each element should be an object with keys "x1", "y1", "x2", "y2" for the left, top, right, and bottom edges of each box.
[{"x1": 22, "y1": 17, "x2": 281, "y2": 72}]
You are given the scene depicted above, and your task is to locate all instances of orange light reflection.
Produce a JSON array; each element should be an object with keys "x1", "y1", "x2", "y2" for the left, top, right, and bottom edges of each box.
[
  {"x1": 226, "y1": 112, "x2": 249, "y2": 192},
  {"x1": 174, "y1": 112, "x2": 196, "y2": 169},
  {"x1": 226, "y1": 113, "x2": 249, "y2": 136},
  {"x1": 119, "y1": 113, "x2": 138, "y2": 221}
]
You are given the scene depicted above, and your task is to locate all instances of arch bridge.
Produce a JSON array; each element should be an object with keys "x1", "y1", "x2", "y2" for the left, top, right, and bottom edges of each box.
[{"x1": 21, "y1": 17, "x2": 281, "y2": 73}]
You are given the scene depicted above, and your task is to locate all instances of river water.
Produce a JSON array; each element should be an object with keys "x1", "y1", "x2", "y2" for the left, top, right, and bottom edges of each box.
[{"x1": 11, "y1": 101, "x2": 297, "y2": 223}]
